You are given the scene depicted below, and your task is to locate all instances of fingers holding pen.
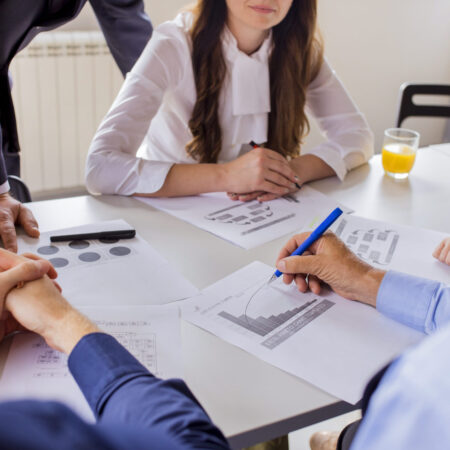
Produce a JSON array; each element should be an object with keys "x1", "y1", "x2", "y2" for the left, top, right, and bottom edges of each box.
[{"x1": 279, "y1": 249, "x2": 323, "y2": 294}]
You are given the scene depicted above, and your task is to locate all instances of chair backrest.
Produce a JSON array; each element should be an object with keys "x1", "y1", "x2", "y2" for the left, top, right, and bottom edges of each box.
[
  {"x1": 8, "y1": 175, "x2": 32, "y2": 203},
  {"x1": 396, "y1": 83, "x2": 450, "y2": 127}
]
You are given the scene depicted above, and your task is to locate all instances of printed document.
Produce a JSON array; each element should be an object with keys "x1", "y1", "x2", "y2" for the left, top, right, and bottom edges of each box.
[
  {"x1": 0, "y1": 304, "x2": 182, "y2": 421},
  {"x1": 184, "y1": 262, "x2": 423, "y2": 404},
  {"x1": 331, "y1": 214, "x2": 450, "y2": 283},
  {"x1": 17, "y1": 220, "x2": 198, "y2": 306},
  {"x1": 137, "y1": 187, "x2": 350, "y2": 249}
]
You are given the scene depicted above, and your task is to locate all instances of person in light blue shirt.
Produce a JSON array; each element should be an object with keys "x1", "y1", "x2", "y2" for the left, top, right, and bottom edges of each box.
[
  {"x1": 276, "y1": 232, "x2": 450, "y2": 450},
  {"x1": 0, "y1": 232, "x2": 449, "y2": 450}
]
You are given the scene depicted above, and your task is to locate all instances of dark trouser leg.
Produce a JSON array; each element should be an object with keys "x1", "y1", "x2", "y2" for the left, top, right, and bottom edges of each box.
[
  {"x1": 245, "y1": 435, "x2": 289, "y2": 450},
  {"x1": 337, "y1": 419, "x2": 361, "y2": 450}
]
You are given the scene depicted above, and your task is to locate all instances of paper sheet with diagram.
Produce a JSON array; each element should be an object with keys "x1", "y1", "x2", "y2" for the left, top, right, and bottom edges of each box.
[
  {"x1": 0, "y1": 304, "x2": 182, "y2": 421},
  {"x1": 137, "y1": 186, "x2": 351, "y2": 249},
  {"x1": 331, "y1": 214, "x2": 450, "y2": 283},
  {"x1": 183, "y1": 262, "x2": 423, "y2": 404},
  {"x1": 17, "y1": 220, "x2": 198, "y2": 306}
]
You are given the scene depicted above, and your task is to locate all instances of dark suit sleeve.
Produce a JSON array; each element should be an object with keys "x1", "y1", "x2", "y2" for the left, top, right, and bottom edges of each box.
[
  {"x1": 0, "y1": 333, "x2": 229, "y2": 449},
  {"x1": 1, "y1": 68, "x2": 21, "y2": 180},
  {"x1": 0, "y1": 397, "x2": 228, "y2": 450},
  {"x1": 88, "y1": 0, "x2": 153, "y2": 75},
  {"x1": 0, "y1": 0, "x2": 47, "y2": 178},
  {"x1": 69, "y1": 333, "x2": 230, "y2": 449},
  {"x1": 0, "y1": 123, "x2": 8, "y2": 186}
]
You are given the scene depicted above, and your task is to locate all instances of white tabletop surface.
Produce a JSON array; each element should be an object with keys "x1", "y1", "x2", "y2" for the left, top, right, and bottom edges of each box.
[{"x1": 2, "y1": 144, "x2": 450, "y2": 447}]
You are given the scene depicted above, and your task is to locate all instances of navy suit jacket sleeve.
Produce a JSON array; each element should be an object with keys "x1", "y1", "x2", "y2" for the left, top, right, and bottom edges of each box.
[
  {"x1": 89, "y1": 0, "x2": 153, "y2": 75},
  {"x1": 0, "y1": 333, "x2": 229, "y2": 450}
]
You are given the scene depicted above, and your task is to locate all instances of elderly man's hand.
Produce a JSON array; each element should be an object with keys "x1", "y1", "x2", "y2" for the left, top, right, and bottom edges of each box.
[
  {"x1": 0, "y1": 193, "x2": 39, "y2": 252},
  {"x1": 276, "y1": 232, "x2": 386, "y2": 307}
]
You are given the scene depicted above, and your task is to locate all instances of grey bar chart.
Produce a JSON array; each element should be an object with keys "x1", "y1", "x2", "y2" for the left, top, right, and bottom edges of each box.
[
  {"x1": 262, "y1": 300, "x2": 335, "y2": 349},
  {"x1": 218, "y1": 299, "x2": 318, "y2": 337}
]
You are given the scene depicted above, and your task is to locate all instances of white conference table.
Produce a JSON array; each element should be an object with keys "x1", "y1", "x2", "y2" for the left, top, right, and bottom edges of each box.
[{"x1": 2, "y1": 144, "x2": 450, "y2": 448}]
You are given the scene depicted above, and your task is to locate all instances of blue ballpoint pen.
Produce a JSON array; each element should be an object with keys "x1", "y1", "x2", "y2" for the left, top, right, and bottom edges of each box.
[{"x1": 268, "y1": 207, "x2": 344, "y2": 284}]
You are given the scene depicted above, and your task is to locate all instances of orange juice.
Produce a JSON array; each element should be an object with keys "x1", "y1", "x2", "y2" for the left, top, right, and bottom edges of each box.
[{"x1": 382, "y1": 144, "x2": 416, "y2": 177}]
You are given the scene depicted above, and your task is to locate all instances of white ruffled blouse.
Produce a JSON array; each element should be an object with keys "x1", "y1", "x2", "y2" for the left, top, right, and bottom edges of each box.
[{"x1": 86, "y1": 12, "x2": 373, "y2": 195}]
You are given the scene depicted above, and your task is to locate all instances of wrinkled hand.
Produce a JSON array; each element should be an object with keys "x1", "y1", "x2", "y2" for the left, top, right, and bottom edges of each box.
[
  {"x1": 433, "y1": 238, "x2": 450, "y2": 266},
  {"x1": 276, "y1": 232, "x2": 386, "y2": 306},
  {"x1": 223, "y1": 147, "x2": 299, "y2": 199},
  {"x1": 0, "y1": 193, "x2": 39, "y2": 252}
]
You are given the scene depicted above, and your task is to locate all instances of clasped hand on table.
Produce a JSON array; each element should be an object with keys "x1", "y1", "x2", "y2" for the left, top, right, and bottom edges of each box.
[{"x1": 0, "y1": 249, "x2": 98, "y2": 355}]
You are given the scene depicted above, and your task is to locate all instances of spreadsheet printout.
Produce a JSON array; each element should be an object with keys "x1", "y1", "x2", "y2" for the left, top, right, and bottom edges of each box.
[{"x1": 0, "y1": 304, "x2": 182, "y2": 421}]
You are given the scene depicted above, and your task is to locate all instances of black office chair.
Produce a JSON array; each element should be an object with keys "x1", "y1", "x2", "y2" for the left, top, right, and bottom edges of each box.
[
  {"x1": 7, "y1": 175, "x2": 32, "y2": 203},
  {"x1": 396, "y1": 83, "x2": 450, "y2": 127}
]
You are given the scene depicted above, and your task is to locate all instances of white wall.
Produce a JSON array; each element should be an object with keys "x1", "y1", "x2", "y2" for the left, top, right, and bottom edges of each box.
[
  {"x1": 62, "y1": 0, "x2": 450, "y2": 152},
  {"x1": 316, "y1": 0, "x2": 450, "y2": 151}
]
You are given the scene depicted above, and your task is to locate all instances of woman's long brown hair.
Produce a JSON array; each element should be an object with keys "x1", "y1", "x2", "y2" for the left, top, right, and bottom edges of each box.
[{"x1": 186, "y1": 0, "x2": 323, "y2": 163}]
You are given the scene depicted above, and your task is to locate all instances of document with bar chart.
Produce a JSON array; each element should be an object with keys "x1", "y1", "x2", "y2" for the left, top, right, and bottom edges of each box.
[
  {"x1": 137, "y1": 186, "x2": 350, "y2": 249},
  {"x1": 331, "y1": 214, "x2": 450, "y2": 283},
  {"x1": 184, "y1": 262, "x2": 423, "y2": 404}
]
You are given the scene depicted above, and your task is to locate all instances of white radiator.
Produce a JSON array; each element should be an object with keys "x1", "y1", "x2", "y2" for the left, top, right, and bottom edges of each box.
[{"x1": 9, "y1": 32, "x2": 123, "y2": 193}]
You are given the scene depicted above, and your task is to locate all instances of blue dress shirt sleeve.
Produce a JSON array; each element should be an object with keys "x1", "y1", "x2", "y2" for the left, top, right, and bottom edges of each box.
[
  {"x1": 376, "y1": 270, "x2": 450, "y2": 334},
  {"x1": 348, "y1": 272, "x2": 450, "y2": 450},
  {"x1": 68, "y1": 332, "x2": 229, "y2": 449},
  {"x1": 350, "y1": 321, "x2": 450, "y2": 450}
]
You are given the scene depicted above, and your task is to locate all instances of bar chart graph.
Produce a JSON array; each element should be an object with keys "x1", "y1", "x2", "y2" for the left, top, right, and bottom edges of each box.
[
  {"x1": 218, "y1": 300, "x2": 318, "y2": 337},
  {"x1": 217, "y1": 296, "x2": 335, "y2": 349}
]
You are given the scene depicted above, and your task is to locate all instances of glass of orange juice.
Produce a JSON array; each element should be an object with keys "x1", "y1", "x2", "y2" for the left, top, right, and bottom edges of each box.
[{"x1": 382, "y1": 128, "x2": 420, "y2": 179}]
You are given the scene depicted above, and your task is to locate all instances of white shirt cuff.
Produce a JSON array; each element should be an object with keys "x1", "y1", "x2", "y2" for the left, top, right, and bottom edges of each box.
[
  {"x1": 303, "y1": 143, "x2": 348, "y2": 181},
  {"x1": 132, "y1": 160, "x2": 174, "y2": 195}
]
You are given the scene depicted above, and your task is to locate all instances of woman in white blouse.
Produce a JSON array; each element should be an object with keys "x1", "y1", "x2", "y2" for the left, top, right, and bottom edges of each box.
[{"x1": 86, "y1": 0, "x2": 373, "y2": 203}]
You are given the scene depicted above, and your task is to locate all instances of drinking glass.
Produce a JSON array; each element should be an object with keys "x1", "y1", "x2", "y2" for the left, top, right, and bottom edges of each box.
[{"x1": 382, "y1": 128, "x2": 420, "y2": 179}]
